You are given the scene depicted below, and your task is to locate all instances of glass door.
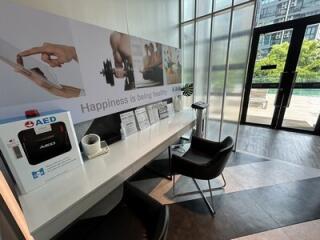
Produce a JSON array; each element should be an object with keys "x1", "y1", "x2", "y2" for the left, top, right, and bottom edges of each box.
[
  {"x1": 282, "y1": 24, "x2": 320, "y2": 132},
  {"x1": 245, "y1": 30, "x2": 292, "y2": 126},
  {"x1": 241, "y1": 15, "x2": 320, "y2": 135}
]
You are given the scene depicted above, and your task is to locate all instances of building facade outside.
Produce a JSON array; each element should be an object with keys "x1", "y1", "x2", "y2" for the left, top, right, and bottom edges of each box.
[{"x1": 256, "y1": 0, "x2": 320, "y2": 56}]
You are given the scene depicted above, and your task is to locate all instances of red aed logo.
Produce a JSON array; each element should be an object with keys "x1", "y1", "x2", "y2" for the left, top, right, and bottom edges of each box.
[{"x1": 25, "y1": 121, "x2": 34, "y2": 128}]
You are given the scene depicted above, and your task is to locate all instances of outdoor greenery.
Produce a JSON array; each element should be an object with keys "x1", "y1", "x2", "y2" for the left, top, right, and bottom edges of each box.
[{"x1": 254, "y1": 40, "x2": 320, "y2": 83}]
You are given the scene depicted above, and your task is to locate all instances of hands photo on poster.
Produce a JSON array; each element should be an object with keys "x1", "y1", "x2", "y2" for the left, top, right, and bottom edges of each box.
[
  {"x1": 163, "y1": 46, "x2": 182, "y2": 85},
  {"x1": 0, "y1": 3, "x2": 85, "y2": 108},
  {"x1": 131, "y1": 38, "x2": 164, "y2": 88}
]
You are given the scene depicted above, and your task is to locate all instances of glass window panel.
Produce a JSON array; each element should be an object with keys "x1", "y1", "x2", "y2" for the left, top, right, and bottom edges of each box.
[
  {"x1": 182, "y1": 23, "x2": 195, "y2": 108},
  {"x1": 296, "y1": 25, "x2": 320, "y2": 83},
  {"x1": 182, "y1": 24, "x2": 195, "y2": 85},
  {"x1": 207, "y1": 11, "x2": 231, "y2": 141},
  {"x1": 213, "y1": 0, "x2": 232, "y2": 11},
  {"x1": 194, "y1": 18, "x2": 211, "y2": 103},
  {"x1": 197, "y1": 0, "x2": 212, "y2": 17},
  {"x1": 221, "y1": 3, "x2": 254, "y2": 140},
  {"x1": 183, "y1": 0, "x2": 195, "y2": 21},
  {"x1": 253, "y1": 30, "x2": 292, "y2": 84},
  {"x1": 256, "y1": 0, "x2": 320, "y2": 27},
  {"x1": 235, "y1": 0, "x2": 249, "y2": 5}
]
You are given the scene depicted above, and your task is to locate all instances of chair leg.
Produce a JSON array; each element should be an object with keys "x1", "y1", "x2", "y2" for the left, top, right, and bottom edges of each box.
[
  {"x1": 173, "y1": 173, "x2": 227, "y2": 197},
  {"x1": 192, "y1": 178, "x2": 215, "y2": 216},
  {"x1": 172, "y1": 174, "x2": 176, "y2": 196},
  {"x1": 208, "y1": 180, "x2": 214, "y2": 208},
  {"x1": 168, "y1": 146, "x2": 172, "y2": 180},
  {"x1": 221, "y1": 173, "x2": 227, "y2": 188}
]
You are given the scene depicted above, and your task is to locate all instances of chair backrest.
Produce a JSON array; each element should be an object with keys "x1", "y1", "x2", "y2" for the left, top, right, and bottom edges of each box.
[{"x1": 209, "y1": 136, "x2": 234, "y2": 178}]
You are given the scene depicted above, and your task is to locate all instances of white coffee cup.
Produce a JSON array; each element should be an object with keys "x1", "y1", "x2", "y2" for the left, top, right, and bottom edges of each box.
[{"x1": 81, "y1": 134, "x2": 101, "y2": 157}]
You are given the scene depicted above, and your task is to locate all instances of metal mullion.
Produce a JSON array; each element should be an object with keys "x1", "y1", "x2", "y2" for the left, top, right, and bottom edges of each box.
[
  {"x1": 179, "y1": 0, "x2": 182, "y2": 48},
  {"x1": 293, "y1": 83, "x2": 320, "y2": 88},
  {"x1": 251, "y1": 83, "x2": 279, "y2": 88},
  {"x1": 315, "y1": 116, "x2": 320, "y2": 135},
  {"x1": 219, "y1": 0, "x2": 234, "y2": 141},
  {"x1": 192, "y1": 0, "x2": 197, "y2": 104},
  {"x1": 204, "y1": 0, "x2": 215, "y2": 137}
]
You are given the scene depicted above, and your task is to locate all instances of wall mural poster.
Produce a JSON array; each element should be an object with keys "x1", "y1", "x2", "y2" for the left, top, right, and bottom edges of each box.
[{"x1": 0, "y1": 1, "x2": 181, "y2": 123}]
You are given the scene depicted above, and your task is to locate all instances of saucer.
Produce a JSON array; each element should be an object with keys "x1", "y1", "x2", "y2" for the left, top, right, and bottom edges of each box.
[{"x1": 86, "y1": 141, "x2": 109, "y2": 159}]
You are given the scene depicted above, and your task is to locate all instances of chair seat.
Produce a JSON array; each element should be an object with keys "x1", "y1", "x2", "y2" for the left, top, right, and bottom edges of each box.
[
  {"x1": 172, "y1": 136, "x2": 234, "y2": 180},
  {"x1": 183, "y1": 148, "x2": 212, "y2": 166},
  {"x1": 171, "y1": 136, "x2": 234, "y2": 215}
]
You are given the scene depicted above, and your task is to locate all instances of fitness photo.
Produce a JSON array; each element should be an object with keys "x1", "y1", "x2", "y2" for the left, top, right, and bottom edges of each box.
[
  {"x1": 163, "y1": 46, "x2": 182, "y2": 84},
  {"x1": 101, "y1": 31, "x2": 136, "y2": 91},
  {"x1": 130, "y1": 37, "x2": 164, "y2": 89},
  {"x1": 103, "y1": 32, "x2": 165, "y2": 91}
]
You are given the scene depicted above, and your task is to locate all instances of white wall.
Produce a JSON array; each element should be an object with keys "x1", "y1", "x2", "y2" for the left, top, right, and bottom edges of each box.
[{"x1": 11, "y1": 0, "x2": 179, "y2": 47}]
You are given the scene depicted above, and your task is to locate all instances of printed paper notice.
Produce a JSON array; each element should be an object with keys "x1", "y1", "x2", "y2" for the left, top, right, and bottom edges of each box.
[
  {"x1": 147, "y1": 104, "x2": 160, "y2": 125},
  {"x1": 158, "y1": 102, "x2": 169, "y2": 120},
  {"x1": 120, "y1": 111, "x2": 138, "y2": 137},
  {"x1": 135, "y1": 107, "x2": 150, "y2": 130}
]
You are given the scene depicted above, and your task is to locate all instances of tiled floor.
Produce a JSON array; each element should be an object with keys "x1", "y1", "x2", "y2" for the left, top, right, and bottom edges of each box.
[
  {"x1": 166, "y1": 177, "x2": 320, "y2": 240},
  {"x1": 206, "y1": 120, "x2": 320, "y2": 169},
  {"x1": 130, "y1": 151, "x2": 320, "y2": 240},
  {"x1": 233, "y1": 219, "x2": 320, "y2": 240},
  {"x1": 131, "y1": 152, "x2": 320, "y2": 205}
]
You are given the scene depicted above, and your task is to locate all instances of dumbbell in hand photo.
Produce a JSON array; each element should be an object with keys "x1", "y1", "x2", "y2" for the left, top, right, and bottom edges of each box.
[{"x1": 100, "y1": 59, "x2": 135, "y2": 90}]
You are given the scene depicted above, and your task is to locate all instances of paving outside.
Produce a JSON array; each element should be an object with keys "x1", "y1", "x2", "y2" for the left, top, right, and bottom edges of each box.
[
  {"x1": 207, "y1": 92, "x2": 320, "y2": 131},
  {"x1": 247, "y1": 93, "x2": 320, "y2": 130}
]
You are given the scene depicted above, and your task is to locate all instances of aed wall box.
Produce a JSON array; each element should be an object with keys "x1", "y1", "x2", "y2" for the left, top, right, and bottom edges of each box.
[
  {"x1": 0, "y1": 111, "x2": 83, "y2": 194},
  {"x1": 18, "y1": 122, "x2": 72, "y2": 165}
]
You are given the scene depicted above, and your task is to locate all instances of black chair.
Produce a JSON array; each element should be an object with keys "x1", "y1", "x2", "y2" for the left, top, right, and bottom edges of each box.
[
  {"x1": 56, "y1": 182, "x2": 169, "y2": 240},
  {"x1": 171, "y1": 136, "x2": 234, "y2": 215}
]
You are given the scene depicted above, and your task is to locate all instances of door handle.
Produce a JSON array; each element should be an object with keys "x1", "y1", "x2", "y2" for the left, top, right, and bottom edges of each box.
[
  {"x1": 286, "y1": 72, "x2": 297, "y2": 107},
  {"x1": 274, "y1": 71, "x2": 297, "y2": 107},
  {"x1": 274, "y1": 73, "x2": 285, "y2": 107},
  {"x1": 274, "y1": 71, "x2": 289, "y2": 107}
]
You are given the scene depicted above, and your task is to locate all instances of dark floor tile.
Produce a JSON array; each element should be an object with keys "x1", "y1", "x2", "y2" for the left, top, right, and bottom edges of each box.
[
  {"x1": 167, "y1": 177, "x2": 320, "y2": 240},
  {"x1": 250, "y1": 177, "x2": 320, "y2": 227},
  {"x1": 207, "y1": 120, "x2": 320, "y2": 169}
]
